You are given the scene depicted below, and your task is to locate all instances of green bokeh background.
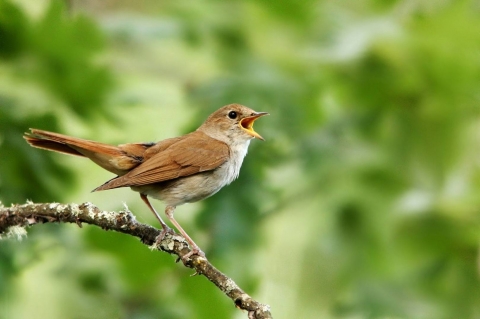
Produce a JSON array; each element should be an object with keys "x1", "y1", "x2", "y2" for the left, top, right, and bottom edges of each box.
[{"x1": 1, "y1": 0, "x2": 480, "y2": 318}]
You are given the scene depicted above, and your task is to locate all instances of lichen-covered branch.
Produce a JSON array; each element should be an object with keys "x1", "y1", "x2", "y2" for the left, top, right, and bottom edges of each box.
[{"x1": 0, "y1": 201, "x2": 272, "y2": 319}]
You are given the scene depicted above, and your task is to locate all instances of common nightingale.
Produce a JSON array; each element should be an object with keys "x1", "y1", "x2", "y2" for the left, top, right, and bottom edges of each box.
[{"x1": 24, "y1": 104, "x2": 268, "y2": 259}]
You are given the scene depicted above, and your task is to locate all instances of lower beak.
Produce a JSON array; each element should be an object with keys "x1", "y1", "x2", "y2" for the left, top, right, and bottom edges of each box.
[{"x1": 240, "y1": 112, "x2": 269, "y2": 141}]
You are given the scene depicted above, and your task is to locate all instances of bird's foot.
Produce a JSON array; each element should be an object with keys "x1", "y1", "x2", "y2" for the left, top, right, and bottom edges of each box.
[
  {"x1": 154, "y1": 225, "x2": 175, "y2": 245},
  {"x1": 182, "y1": 246, "x2": 206, "y2": 261}
]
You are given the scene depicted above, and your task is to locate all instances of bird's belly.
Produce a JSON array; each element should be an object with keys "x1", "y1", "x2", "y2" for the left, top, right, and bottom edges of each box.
[{"x1": 131, "y1": 170, "x2": 229, "y2": 207}]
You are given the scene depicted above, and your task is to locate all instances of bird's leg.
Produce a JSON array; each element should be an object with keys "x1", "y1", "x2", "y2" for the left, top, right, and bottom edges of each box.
[
  {"x1": 140, "y1": 194, "x2": 174, "y2": 243},
  {"x1": 165, "y1": 205, "x2": 205, "y2": 260}
]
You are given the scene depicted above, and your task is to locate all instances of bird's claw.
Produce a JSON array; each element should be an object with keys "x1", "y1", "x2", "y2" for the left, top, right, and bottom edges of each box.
[
  {"x1": 181, "y1": 246, "x2": 206, "y2": 261},
  {"x1": 154, "y1": 226, "x2": 175, "y2": 245}
]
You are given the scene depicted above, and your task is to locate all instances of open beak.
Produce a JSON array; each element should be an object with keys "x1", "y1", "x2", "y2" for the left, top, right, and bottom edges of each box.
[{"x1": 239, "y1": 112, "x2": 269, "y2": 141}]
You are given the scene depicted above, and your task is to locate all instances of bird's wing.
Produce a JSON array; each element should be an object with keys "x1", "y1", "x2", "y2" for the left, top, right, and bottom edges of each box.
[{"x1": 94, "y1": 131, "x2": 230, "y2": 191}]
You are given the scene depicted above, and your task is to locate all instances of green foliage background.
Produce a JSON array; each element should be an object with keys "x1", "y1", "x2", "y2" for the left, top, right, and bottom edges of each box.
[{"x1": 1, "y1": 0, "x2": 479, "y2": 318}]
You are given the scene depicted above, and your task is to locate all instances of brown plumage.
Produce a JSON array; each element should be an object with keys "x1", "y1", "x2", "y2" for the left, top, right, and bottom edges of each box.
[
  {"x1": 94, "y1": 131, "x2": 230, "y2": 191},
  {"x1": 24, "y1": 104, "x2": 268, "y2": 260}
]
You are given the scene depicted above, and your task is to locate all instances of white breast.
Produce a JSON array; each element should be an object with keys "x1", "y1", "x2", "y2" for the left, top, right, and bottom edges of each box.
[{"x1": 220, "y1": 139, "x2": 250, "y2": 185}]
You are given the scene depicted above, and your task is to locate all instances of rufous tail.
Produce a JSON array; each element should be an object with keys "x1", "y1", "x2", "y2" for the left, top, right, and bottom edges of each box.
[{"x1": 24, "y1": 129, "x2": 138, "y2": 175}]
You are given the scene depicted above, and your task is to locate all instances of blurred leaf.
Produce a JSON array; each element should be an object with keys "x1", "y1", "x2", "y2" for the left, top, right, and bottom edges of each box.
[
  {"x1": 30, "y1": 0, "x2": 113, "y2": 117},
  {"x1": 0, "y1": 0, "x2": 28, "y2": 59}
]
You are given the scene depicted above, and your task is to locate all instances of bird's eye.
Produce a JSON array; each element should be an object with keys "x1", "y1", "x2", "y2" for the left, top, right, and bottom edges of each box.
[{"x1": 228, "y1": 111, "x2": 237, "y2": 119}]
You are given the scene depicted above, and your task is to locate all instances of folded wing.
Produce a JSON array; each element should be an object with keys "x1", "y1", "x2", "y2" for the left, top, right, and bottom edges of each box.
[{"x1": 94, "y1": 131, "x2": 229, "y2": 191}]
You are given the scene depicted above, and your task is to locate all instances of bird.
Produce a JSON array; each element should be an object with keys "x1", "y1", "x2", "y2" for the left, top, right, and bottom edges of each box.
[{"x1": 24, "y1": 104, "x2": 268, "y2": 259}]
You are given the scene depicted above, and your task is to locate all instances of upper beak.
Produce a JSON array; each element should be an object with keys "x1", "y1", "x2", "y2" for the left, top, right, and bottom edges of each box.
[{"x1": 239, "y1": 112, "x2": 269, "y2": 141}]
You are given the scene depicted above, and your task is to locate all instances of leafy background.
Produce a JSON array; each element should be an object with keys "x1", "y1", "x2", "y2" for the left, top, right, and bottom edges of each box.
[{"x1": 1, "y1": 0, "x2": 480, "y2": 318}]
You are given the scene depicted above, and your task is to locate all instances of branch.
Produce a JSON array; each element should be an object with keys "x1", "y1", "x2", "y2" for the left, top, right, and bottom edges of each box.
[{"x1": 0, "y1": 201, "x2": 272, "y2": 319}]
